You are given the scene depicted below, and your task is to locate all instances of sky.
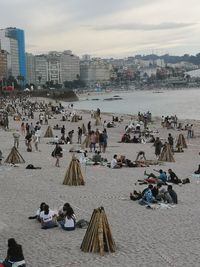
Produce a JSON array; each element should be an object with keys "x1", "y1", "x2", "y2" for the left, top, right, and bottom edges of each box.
[{"x1": 0, "y1": 0, "x2": 200, "y2": 58}]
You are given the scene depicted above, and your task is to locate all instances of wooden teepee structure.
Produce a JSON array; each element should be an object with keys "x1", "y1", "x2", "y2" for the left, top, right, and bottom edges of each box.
[
  {"x1": 5, "y1": 147, "x2": 25, "y2": 164},
  {"x1": 95, "y1": 116, "x2": 101, "y2": 126},
  {"x1": 81, "y1": 207, "x2": 116, "y2": 256},
  {"x1": 81, "y1": 134, "x2": 91, "y2": 149},
  {"x1": 71, "y1": 115, "x2": 78, "y2": 122},
  {"x1": 159, "y1": 143, "x2": 175, "y2": 162},
  {"x1": 44, "y1": 126, "x2": 54, "y2": 138},
  {"x1": 176, "y1": 134, "x2": 187, "y2": 149},
  {"x1": 63, "y1": 155, "x2": 85, "y2": 185},
  {"x1": 82, "y1": 123, "x2": 87, "y2": 135}
]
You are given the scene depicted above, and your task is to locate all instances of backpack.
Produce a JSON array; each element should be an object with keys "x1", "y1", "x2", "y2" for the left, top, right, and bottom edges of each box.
[{"x1": 75, "y1": 219, "x2": 89, "y2": 229}]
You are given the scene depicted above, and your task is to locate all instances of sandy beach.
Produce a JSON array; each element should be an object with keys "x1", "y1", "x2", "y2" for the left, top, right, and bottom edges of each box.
[{"x1": 1, "y1": 99, "x2": 200, "y2": 267}]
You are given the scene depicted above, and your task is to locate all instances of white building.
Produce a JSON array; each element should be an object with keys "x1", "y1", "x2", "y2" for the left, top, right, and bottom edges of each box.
[
  {"x1": 26, "y1": 50, "x2": 80, "y2": 86},
  {"x1": 35, "y1": 55, "x2": 48, "y2": 85},
  {"x1": 80, "y1": 59, "x2": 112, "y2": 84},
  {"x1": 60, "y1": 50, "x2": 80, "y2": 82}
]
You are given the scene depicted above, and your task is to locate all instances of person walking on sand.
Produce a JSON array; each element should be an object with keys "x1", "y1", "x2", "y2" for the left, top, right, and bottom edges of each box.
[
  {"x1": 77, "y1": 127, "x2": 82, "y2": 144},
  {"x1": 154, "y1": 137, "x2": 162, "y2": 159},
  {"x1": 52, "y1": 144, "x2": 63, "y2": 167},
  {"x1": 13, "y1": 132, "x2": 20, "y2": 149}
]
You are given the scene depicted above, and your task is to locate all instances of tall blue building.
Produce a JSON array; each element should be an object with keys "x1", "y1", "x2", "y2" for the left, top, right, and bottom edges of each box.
[{"x1": 0, "y1": 27, "x2": 26, "y2": 82}]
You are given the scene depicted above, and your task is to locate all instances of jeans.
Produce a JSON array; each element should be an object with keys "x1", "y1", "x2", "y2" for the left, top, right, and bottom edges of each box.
[{"x1": 41, "y1": 221, "x2": 57, "y2": 229}]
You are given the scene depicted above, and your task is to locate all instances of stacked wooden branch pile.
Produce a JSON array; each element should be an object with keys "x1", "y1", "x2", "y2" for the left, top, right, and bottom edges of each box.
[
  {"x1": 176, "y1": 134, "x2": 187, "y2": 149},
  {"x1": 44, "y1": 126, "x2": 54, "y2": 137},
  {"x1": 63, "y1": 155, "x2": 85, "y2": 185},
  {"x1": 81, "y1": 207, "x2": 116, "y2": 255},
  {"x1": 95, "y1": 116, "x2": 101, "y2": 126},
  {"x1": 81, "y1": 134, "x2": 91, "y2": 149},
  {"x1": 71, "y1": 115, "x2": 78, "y2": 122},
  {"x1": 159, "y1": 143, "x2": 175, "y2": 162},
  {"x1": 5, "y1": 147, "x2": 25, "y2": 164}
]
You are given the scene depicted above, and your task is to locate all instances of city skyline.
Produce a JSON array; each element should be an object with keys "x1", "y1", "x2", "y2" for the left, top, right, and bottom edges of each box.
[{"x1": 0, "y1": 0, "x2": 200, "y2": 58}]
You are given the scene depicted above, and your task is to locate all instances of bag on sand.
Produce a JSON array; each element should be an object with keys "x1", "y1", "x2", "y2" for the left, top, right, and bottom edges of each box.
[{"x1": 75, "y1": 219, "x2": 89, "y2": 229}]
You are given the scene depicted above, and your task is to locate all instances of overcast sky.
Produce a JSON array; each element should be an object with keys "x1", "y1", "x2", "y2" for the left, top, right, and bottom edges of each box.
[{"x1": 0, "y1": 0, "x2": 199, "y2": 57}]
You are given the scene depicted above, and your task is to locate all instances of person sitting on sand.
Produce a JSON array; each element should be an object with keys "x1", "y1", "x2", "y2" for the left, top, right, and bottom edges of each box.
[
  {"x1": 132, "y1": 135, "x2": 139, "y2": 143},
  {"x1": 168, "y1": 169, "x2": 181, "y2": 184},
  {"x1": 28, "y1": 202, "x2": 46, "y2": 222},
  {"x1": 156, "y1": 188, "x2": 173, "y2": 204},
  {"x1": 40, "y1": 204, "x2": 57, "y2": 229},
  {"x1": 58, "y1": 203, "x2": 76, "y2": 231},
  {"x1": 121, "y1": 133, "x2": 131, "y2": 143},
  {"x1": 151, "y1": 183, "x2": 162, "y2": 198},
  {"x1": 138, "y1": 184, "x2": 155, "y2": 205},
  {"x1": 92, "y1": 151, "x2": 102, "y2": 165},
  {"x1": 3, "y1": 238, "x2": 26, "y2": 267},
  {"x1": 167, "y1": 185, "x2": 178, "y2": 204},
  {"x1": 111, "y1": 154, "x2": 122, "y2": 169},
  {"x1": 58, "y1": 203, "x2": 75, "y2": 221}
]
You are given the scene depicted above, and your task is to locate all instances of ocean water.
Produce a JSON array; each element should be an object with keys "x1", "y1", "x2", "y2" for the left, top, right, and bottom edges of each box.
[{"x1": 64, "y1": 88, "x2": 200, "y2": 120}]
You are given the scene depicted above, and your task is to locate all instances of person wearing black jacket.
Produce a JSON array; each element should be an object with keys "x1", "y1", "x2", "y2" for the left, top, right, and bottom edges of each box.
[{"x1": 3, "y1": 238, "x2": 26, "y2": 267}]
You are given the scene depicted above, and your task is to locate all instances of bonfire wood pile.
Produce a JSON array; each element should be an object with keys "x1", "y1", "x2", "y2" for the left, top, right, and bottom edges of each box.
[
  {"x1": 44, "y1": 126, "x2": 54, "y2": 138},
  {"x1": 63, "y1": 155, "x2": 85, "y2": 185},
  {"x1": 176, "y1": 134, "x2": 187, "y2": 149},
  {"x1": 81, "y1": 207, "x2": 116, "y2": 256},
  {"x1": 159, "y1": 143, "x2": 175, "y2": 162},
  {"x1": 5, "y1": 147, "x2": 25, "y2": 164}
]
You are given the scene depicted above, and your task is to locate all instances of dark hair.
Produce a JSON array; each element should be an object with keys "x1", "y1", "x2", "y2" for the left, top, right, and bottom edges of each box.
[
  {"x1": 40, "y1": 202, "x2": 46, "y2": 211},
  {"x1": 114, "y1": 154, "x2": 117, "y2": 159},
  {"x1": 8, "y1": 238, "x2": 17, "y2": 248},
  {"x1": 168, "y1": 185, "x2": 173, "y2": 190},
  {"x1": 148, "y1": 184, "x2": 153, "y2": 189},
  {"x1": 63, "y1": 203, "x2": 74, "y2": 217}
]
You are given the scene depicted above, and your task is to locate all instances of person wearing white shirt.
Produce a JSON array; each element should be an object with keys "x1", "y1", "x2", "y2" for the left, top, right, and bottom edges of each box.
[
  {"x1": 40, "y1": 204, "x2": 57, "y2": 229},
  {"x1": 110, "y1": 154, "x2": 121, "y2": 169}
]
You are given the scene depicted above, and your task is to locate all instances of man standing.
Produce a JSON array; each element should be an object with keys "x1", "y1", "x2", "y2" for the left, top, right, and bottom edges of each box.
[
  {"x1": 13, "y1": 132, "x2": 20, "y2": 149},
  {"x1": 77, "y1": 127, "x2": 83, "y2": 144}
]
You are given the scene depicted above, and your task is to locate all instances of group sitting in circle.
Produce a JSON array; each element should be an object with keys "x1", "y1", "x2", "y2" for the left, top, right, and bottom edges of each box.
[
  {"x1": 28, "y1": 202, "x2": 76, "y2": 231},
  {"x1": 130, "y1": 183, "x2": 178, "y2": 206}
]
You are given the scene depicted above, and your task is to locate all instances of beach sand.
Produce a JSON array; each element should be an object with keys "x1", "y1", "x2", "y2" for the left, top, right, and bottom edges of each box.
[{"x1": 0, "y1": 102, "x2": 200, "y2": 267}]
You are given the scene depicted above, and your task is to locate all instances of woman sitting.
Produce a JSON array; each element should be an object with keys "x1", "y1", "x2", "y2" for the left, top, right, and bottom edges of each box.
[
  {"x1": 40, "y1": 204, "x2": 57, "y2": 229},
  {"x1": 58, "y1": 203, "x2": 76, "y2": 231},
  {"x1": 3, "y1": 238, "x2": 26, "y2": 267}
]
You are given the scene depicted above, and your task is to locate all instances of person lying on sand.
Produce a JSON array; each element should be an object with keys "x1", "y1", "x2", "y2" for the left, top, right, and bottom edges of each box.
[
  {"x1": 168, "y1": 169, "x2": 181, "y2": 184},
  {"x1": 138, "y1": 169, "x2": 167, "y2": 185}
]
